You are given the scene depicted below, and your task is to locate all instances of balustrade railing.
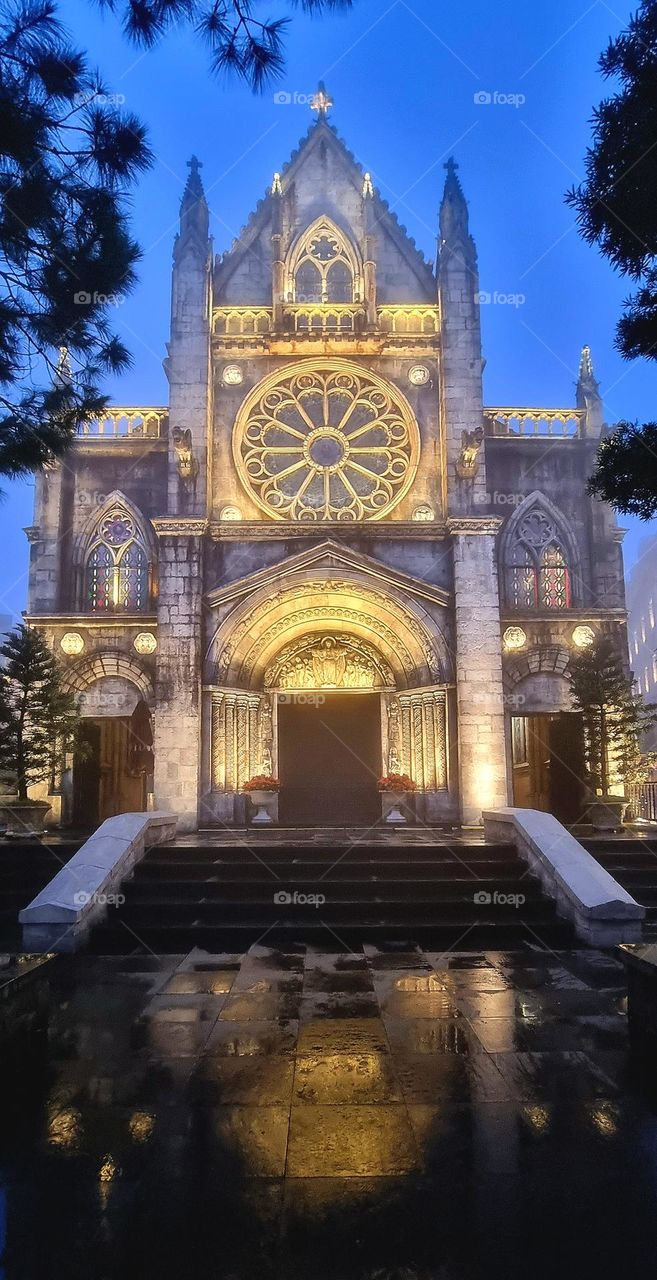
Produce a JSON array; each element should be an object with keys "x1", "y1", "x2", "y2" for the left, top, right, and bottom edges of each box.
[
  {"x1": 282, "y1": 304, "x2": 364, "y2": 334},
  {"x1": 77, "y1": 407, "x2": 167, "y2": 439},
  {"x1": 484, "y1": 408, "x2": 586, "y2": 438},
  {"x1": 377, "y1": 306, "x2": 439, "y2": 336},
  {"x1": 213, "y1": 308, "x2": 272, "y2": 337}
]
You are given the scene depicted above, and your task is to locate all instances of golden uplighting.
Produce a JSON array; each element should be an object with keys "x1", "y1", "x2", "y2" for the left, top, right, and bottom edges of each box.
[
  {"x1": 572, "y1": 624, "x2": 595, "y2": 648},
  {"x1": 129, "y1": 1111, "x2": 155, "y2": 1142},
  {"x1": 522, "y1": 1105, "x2": 551, "y2": 1134},
  {"x1": 503, "y1": 625, "x2": 527, "y2": 652},
  {"x1": 48, "y1": 1106, "x2": 82, "y2": 1149},
  {"x1": 60, "y1": 631, "x2": 84, "y2": 656},
  {"x1": 134, "y1": 631, "x2": 157, "y2": 655}
]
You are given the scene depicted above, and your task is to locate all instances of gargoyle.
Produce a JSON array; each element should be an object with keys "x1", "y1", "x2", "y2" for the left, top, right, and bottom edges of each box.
[
  {"x1": 172, "y1": 427, "x2": 199, "y2": 483},
  {"x1": 456, "y1": 425, "x2": 484, "y2": 479}
]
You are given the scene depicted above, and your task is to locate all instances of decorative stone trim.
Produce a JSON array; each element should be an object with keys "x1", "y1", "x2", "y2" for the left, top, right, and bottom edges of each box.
[
  {"x1": 447, "y1": 517, "x2": 503, "y2": 536},
  {"x1": 60, "y1": 650, "x2": 154, "y2": 700},
  {"x1": 152, "y1": 518, "x2": 207, "y2": 537},
  {"x1": 19, "y1": 811, "x2": 177, "y2": 952},
  {"x1": 503, "y1": 644, "x2": 572, "y2": 690},
  {"x1": 207, "y1": 520, "x2": 449, "y2": 541},
  {"x1": 483, "y1": 807, "x2": 644, "y2": 945}
]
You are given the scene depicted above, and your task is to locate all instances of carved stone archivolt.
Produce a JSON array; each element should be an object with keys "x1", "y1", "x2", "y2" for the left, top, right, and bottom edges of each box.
[
  {"x1": 213, "y1": 578, "x2": 445, "y2": 688},
  {"x1": 264, "y1": 634, "x2": 394, "y2": 690}
]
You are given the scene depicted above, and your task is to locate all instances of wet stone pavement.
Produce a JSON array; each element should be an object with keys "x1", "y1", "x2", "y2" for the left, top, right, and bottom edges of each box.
[{"x1": 2, "y1": 944, "x2": 657, "y2": 1279}]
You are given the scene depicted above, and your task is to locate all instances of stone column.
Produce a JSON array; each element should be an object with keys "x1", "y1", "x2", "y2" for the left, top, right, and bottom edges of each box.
[
  {"x1": 26, "y1": 465, "x2": 66, "y2": 612},
  {"x1": 448, "y1": 517, "x2": 508, "y2": 824},
  {"x1": 152, "y1": 518, "x2": 205, "y2": 831}
]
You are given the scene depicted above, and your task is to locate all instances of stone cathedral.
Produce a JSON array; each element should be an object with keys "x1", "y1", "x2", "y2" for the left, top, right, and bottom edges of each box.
[{"x1": 26, "y1": 93, "x2": 628, "y2": 832}]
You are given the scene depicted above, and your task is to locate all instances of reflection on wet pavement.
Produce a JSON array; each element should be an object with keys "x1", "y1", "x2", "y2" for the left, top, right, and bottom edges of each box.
[{"x1": 2, "y1": 944, "x2": 657, "y2": 1278}]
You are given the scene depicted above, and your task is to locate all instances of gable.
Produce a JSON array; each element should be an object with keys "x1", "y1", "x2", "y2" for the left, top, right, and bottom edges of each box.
[{"x1": 215, "y1": 120, "x2": 436, "y2": 305}]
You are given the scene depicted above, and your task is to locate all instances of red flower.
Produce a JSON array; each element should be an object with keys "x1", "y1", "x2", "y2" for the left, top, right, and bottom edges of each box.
[
  {"x1": 243, "y1": 775, "x2": 280, "y2": 792},
  {"x1": 378, "y1": 773, "x2": 417, "y2": 792}
]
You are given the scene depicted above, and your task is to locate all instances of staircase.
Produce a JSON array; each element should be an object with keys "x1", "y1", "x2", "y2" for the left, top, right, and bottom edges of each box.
[
  {"x1": 89, "y1": 836, "x2": 575, "y2": 953},
  {"x1": 0, "y1": 840, "x2": 80, "y2": 952},
  {"x1": 583, "y1": 834, "x2": 657, "y2": 939}
]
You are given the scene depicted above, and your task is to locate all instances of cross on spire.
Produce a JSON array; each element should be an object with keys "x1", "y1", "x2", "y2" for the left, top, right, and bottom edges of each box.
[{"x1": 311, "y1": 81, "x2": 333, "y2": 117}]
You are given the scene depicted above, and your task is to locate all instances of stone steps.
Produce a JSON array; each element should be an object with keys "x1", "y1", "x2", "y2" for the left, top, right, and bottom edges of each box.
[
  {"x1": 89, "y1": 838, "x2": 575, "y2": 954},
  {"x1": 583, "y1": 836, "x2": 657, "y2": 936}
]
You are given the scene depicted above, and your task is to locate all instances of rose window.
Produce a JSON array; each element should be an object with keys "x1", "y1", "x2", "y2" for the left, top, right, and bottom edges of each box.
[{"x1": 233, "y1": 360, "x2": 420, "y2": 521}]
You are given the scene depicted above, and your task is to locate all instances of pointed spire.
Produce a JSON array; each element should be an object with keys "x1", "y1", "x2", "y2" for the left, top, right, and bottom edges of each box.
[
  {"x1": 576, "y1": 345, "x2": 603, "y2": 434},
  {"x1": 439, "y1": 156, "x2": 469, "y2": 242},
  {"x1": 175, "y1": 155, "x2": 209, "y2": 263},
  {"x1": 311, "y1": 81, "x2": 333, "y2": 117},
  {"x1": 362, "y1": 172, "x2": 374, "y2": 199}
]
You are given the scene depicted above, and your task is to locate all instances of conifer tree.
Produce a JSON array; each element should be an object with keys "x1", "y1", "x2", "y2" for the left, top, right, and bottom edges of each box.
[
  {"x1": 0, "y1": 624, "x2": 81, "y2": 800},
  {"x1": 0, "y1": 0, "x2": 151, "y2": 480},
  {"x1": 567, "y1": 635, "x2": 657, "y2": 796}
]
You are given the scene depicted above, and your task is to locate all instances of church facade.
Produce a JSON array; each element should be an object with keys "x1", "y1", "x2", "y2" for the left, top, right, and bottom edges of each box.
[{"x1": 26, "y1": 97, "x2": 628, "y2": 831}]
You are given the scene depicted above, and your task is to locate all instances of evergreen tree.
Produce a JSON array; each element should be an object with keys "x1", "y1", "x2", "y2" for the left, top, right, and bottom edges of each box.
[
  {"x1": 566, "y1": 635, "x2": 657, "y2": 796},
  {"x1": 95, "y1": 0, "x2": 354, "y2": 88},
  {"x1": 567, "y1": 2, "x2": 657, "y2": 516},
  {"x1": 0, "y1": 623, "x2": 81, "y2": 800},
  {"x1": 567, "y1": 1, "x2": 657, "y2": 363},
  {"x1": 0, "y1": 0, "x2": 151, "y2": 481}
]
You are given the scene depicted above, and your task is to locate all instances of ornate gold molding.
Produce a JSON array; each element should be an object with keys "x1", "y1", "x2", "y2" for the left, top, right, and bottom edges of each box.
[{"x1": 447, "y1": 517, "x2": 503, "y2": 536}]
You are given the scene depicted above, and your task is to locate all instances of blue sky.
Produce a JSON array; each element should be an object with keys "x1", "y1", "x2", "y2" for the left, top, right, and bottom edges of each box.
[{"x1": 1, "y1": 0, "x2": 655, "y2": 620}]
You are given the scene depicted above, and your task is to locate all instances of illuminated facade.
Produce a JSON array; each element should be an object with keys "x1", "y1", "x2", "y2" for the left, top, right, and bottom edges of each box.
[{"x1": 26, "y1": 100, "x2": 627, "y2": 830}]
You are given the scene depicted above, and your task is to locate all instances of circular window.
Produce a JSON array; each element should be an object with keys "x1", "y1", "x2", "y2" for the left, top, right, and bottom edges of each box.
[{"x1": 233, "y1": 359, "x2": 420, "y2": 522}]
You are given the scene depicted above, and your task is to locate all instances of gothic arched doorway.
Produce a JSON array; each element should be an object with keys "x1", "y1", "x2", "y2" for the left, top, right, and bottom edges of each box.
[
  {"x1": 205, "y1": 560, "x2": 456, "y2": 826},
  {"x1": 270, "y1": 633, "x2": 391, "y2": 825}
]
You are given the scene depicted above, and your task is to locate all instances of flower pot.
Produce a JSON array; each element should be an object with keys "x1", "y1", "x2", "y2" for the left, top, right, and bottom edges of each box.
[
  {"x1": 0, "y1": 799, "x2": 51, "y2": 837},
  {"x1": 381, "y1": 791, "x2": 410, "y2": 825},
  {"x1": 247, "y1": 790, "x2": 277, "y2": 826},
  {"x1": 586, "y1": 796, "x2": 627, "y2": 832}
]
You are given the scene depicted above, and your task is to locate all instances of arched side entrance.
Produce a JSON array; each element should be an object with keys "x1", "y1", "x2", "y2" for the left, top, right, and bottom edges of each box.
[
  {"x1": 504, "y1": 646, "x2": 585, "y2": 824},
  {"x1": 61, "y1": 654, "x2": 154, "y2": 827},
  {"x1": 204, "y1": 573, "x2": 455, "y2": 826}
]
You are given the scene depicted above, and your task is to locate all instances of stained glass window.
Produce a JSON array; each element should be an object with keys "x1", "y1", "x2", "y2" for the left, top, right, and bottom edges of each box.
[
  {"x1": 504, "y1": 502, "x2": 573, "y2": 611},
  {"x1": 85, "y1": 508, "x2": 150, "y2": 612},
  {"x1": 540, "y1": 545, "x2": 571, "y2": 609}
]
